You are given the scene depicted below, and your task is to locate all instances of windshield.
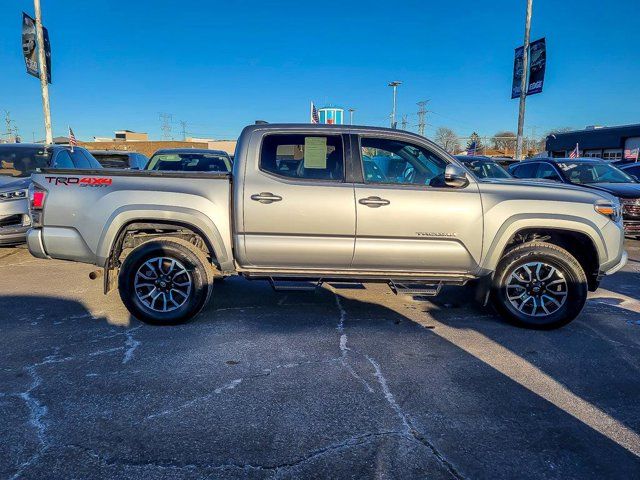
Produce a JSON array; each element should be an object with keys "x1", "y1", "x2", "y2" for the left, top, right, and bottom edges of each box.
[
  {"x1": 146, "y1": 152, "x2": 232, "y2": 172},
  {"x1": 556, "y1": 161, "x2": 636, "y2": 185},
  {"x1": 462, "y1": 159, "x2": 511, "y2": 179},
  {"x1": 0, "y1": 147, "x2": 50, "y2": 177}
]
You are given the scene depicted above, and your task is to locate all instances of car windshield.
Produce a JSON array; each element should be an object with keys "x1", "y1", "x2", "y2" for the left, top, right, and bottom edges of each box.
[
  {"x1": 146, "y1": 152, "x2": 231, "y2": 172},
  {"x1": 0, "y1": 146, "x2": 50, "y2": 177},
  {"x1": 462, "y1": 159, "x2": 511, "y2": 179},
  {"x1": 556, "y1": 161, "x2": 636, "y2": 184}
]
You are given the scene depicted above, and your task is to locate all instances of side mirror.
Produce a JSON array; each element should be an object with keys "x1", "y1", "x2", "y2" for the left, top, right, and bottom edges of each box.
[{"x1": 445, "y1": 163, "x2": 470, "y2": 188}]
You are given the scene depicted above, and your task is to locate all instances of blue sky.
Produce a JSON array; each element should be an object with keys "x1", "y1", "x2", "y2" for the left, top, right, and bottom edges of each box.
[{"x1": 1, "y1": 0, "x2": 639, "y2": 142}]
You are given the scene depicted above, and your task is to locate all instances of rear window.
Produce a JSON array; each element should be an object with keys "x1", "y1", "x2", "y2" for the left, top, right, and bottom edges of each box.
[
  {"x1": 0, "y1": 146, "x2": 50, "y2": 177},
  {"x1": 146, "y1": 152, "x2": 231, "y2": 172},
  {"x1": 260, "y1": 134, "x2": 344, "y2": 181},
  {"x1": 94, "y1": 154, "x2": 130, "y2": 169}
]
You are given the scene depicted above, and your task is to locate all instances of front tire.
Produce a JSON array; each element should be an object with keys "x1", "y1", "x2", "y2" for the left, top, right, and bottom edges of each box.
[
  {"x1": 118, "y1": 238, "x2": 214, "y2": 325},
  {"x1": 491, "y1": 242, "x2": 587, "y2": 329}
]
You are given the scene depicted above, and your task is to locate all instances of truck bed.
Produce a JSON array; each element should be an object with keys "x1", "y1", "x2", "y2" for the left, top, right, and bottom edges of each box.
[{"x1": 30, "y1": 169, "x2": 233, "y2": 268}]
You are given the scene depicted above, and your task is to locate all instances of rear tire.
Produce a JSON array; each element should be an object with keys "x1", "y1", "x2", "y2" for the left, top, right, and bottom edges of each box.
[
  {"x1": 118, "y1": 238, "x2": 214, "y2": 325},
  {"x1": 491, "y1": 242, "x2": 587, "y2": 329}
]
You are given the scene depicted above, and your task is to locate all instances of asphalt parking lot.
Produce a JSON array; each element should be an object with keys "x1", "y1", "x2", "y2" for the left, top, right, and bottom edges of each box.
[{"x1": 1, "y1": 240, "x2": 639, "y2": 479}]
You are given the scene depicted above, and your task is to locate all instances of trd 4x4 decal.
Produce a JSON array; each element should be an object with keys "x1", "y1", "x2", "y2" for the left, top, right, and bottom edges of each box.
[{"x1": 44, "y1": 176, "x2": 112, "y2": 187}]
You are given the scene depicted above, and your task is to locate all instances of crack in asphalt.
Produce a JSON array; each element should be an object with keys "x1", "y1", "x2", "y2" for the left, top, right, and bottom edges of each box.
[
  {"x1": 333, "y1": 292, "x2": 465, "y2": 480},
  {"x1": 64, "y1": 430, "x2": 408, "y2": 477},
  {"x1": 334, "y1": 295, "x2": 375, "y2": 393},
  {"x1": 6, "y1": 352, "x2": 74, "y2": 480}
]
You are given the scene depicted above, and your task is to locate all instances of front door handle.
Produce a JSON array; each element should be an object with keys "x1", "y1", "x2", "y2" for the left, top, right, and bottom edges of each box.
[
  {"x1": 251, "y1": 192, "x2": 283, "y2": 204},
  {"x1": 358, "y1": 196, "x2": 391, "y2": 208}
]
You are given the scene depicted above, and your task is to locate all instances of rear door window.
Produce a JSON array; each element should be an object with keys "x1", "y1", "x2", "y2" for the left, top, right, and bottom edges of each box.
[
  {"x1": 53, "y1": 151, "x2": 74, "y2": 169},
  {"x1": 70, "y1": 149, "x2": 92, "y2": 168},
  {"x1": 511, "y1": 163, "x2": 539, "y2": 178},
  {"x1": 536, "y1": 163, "x2": 562, "y2": 181},
  {"x1": 260, "y1": 134, "x2": 344, "y2": 181}
]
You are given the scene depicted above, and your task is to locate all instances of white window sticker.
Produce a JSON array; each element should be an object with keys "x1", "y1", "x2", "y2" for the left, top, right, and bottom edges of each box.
[
  {"x1": 304, "y1": 137, "x2": 327, "y2": 169},
  {"x1": 557, "y1": 163, "x2": 577, "y2": 171}
]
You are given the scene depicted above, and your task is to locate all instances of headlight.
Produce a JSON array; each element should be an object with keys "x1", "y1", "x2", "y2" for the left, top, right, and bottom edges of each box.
[
  {"x1": 594, "y1": 199, "x2": 622, "y2": 222},
  {"x1": 0, "y1": 189, "x2": 28, "y2": 201}
]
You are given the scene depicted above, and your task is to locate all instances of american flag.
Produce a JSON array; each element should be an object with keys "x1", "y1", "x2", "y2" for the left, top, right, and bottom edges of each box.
[
  {"x1": 68, "y1": 127, "x2": 78, "y2": 148},
  {"x1": 310, "y1": 102, "x2": 320, "y2": 124},
  {"x1": 466, "y1": 141, "x2": 477, "y2": 156},
  {"x1": 569, "y1": 143, "x2": 579, "y2": 159}
]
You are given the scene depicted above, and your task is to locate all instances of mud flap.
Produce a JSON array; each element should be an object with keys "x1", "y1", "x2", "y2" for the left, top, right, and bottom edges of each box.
[
  {"x1": 103, "y1": 267, "x2": 119, "y2": 294},
  {"x1": 474, "y1": 274, "x2": 493, "y2": 306}
]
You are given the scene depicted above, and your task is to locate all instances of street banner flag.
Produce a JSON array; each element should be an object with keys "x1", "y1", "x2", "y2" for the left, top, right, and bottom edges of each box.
[
  {"x1": 310, "y1": 102, "x2": 320, "y2": 124},
  {"x1": 21, "y1": 12, "x2": 52, "y2": 84},
  {"x1": 624, "y1": 148, "x2": 639, "y2": 161},
  {"x1": 511, "y1": 37, "x2": 546, "y2": 98},
  {"x1": 22, "y1": 13, "x2": 38, "y2": 77},
  {"x1": 569, "y1": 143, "x2": 579, "y2": 159}
]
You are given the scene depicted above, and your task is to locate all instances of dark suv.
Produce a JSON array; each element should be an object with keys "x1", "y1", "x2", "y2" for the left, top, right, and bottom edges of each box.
[
  {"x1": 0, "y1": 143, "x2": 102, "y2": 245},
  {"x1": 510, "y1": 157, "x2": 640, "y2": 237}
]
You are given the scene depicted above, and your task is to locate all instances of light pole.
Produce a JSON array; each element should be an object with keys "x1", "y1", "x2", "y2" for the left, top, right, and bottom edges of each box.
[
  {"x1": 515, "y1": 0, "x2": 533, "y2": 160},
  {"x1": 348, "y1": 108, "x2": 355, "y2": 125},
  {"x1": 34, "y1": 0, "x2": 52, "y2": 144},
  {"x1": 388, "y1": 81, "x2": 401, "y2": 128}
]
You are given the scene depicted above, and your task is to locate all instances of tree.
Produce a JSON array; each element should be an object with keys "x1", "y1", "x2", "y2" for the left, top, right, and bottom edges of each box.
[
  {"x1": 434, "y1": 127, "x2": 460, "y2": 153},
  {"x1": 467, "y1": 132, "x2": 483, "y2": 151},
  {"x1": 491, "y1": 131, "x2": 517, "y2": 151}
]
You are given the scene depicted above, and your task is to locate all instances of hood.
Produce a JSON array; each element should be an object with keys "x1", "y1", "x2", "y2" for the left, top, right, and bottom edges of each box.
[
  {"x1": 0, "y1": 177, "x2": 31, "y2": 191},
  {"x1": 479, "y1": 177, "x2": 617, "y2": 204},
  {"x1": 581, "y1": 182, "x2": 640, "y2": 199}
]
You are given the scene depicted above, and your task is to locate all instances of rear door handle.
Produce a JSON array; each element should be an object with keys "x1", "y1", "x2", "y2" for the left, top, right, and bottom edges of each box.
[
  {"x1": 358, "y1": 196, "x2": 390, "y2": 208},
  {"x1": 250, "y1": 192, "x2": 283, "y2": 204}
]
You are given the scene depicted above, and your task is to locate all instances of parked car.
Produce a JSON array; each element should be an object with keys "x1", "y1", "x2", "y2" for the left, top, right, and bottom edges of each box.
[
  {"x1": 0, "y1": 143, "x2": 101, "y2": 245},
  {"x1": 146, "y1": 149, "x2": 232, "y2": 173},
  {"x1": 509, "y1": 157, "x2": 640, "y2": 237},
  {"x1": 90, "y1": 150, "x2": 148, "y2": 169},
  {"x1": 28, "y1": 124, "x2": 626, "y2": 329},
  {"x1": 454, "y1": 155, "x2": 512, "y2": 179}
]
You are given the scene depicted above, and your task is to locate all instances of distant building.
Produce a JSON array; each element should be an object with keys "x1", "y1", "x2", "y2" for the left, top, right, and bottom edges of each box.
[
  {"x1": 114, "y1": 130, "x2": 148, "y2": 142},
  {"x1": 318, "y1": 106, "x2": 344, "y2": 125},
  {"x1": 546, "y1": 124, "x2": 640, "y2": 160}
]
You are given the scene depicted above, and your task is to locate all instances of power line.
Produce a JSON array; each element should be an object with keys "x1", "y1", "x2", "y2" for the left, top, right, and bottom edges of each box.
[{"x1": 401, "y1": 114, "x2": 408, "y2": 131}]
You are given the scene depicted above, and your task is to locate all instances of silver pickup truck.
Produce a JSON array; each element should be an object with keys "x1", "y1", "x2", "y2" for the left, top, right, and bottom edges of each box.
[{"x1": 27, "y1": 124, "x2": 627, "y2": 329}]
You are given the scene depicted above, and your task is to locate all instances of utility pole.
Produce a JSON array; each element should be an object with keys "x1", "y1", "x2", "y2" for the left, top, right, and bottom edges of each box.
[
  {"x1": 417, "y1": 100, "x2": 429, "y2": 137},
  {"x1": 348, "y1": 108, "x2": 355, "y2": 125},
  {"x1": 515, "y1": 0, "x2": 533, "y2": 160},
  {"x1": 34, "y1": 0, "x2": 52, "y2": 144},
  {"x1": 401, "y1": 114, "x2": 408, "y2": 131},
  {"x1": 180, "y1": 120, "x2": 188, "y2": 140},
  {"x1": 388, "y1": 81, "x2": 401, "y2": 128},
  {"x1": 4, "y1": 111, "x2": 12, "y2": 140},
  {"x1": 159, "y1": 112, "x2": 173, "y2": 140}
]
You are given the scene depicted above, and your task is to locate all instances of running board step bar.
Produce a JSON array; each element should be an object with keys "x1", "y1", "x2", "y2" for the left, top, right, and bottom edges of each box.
[
  {"x1": 269, "y1": 278, "x2": 322, "y2": 292},
  {"x1": 388, "y1": 281, "x2": 442, "y2": 296}
]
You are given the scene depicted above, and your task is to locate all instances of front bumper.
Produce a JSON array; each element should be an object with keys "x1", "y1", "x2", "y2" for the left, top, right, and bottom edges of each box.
[{"x1": 0, "y1": 198, "x2": 30, "y2": 245}]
